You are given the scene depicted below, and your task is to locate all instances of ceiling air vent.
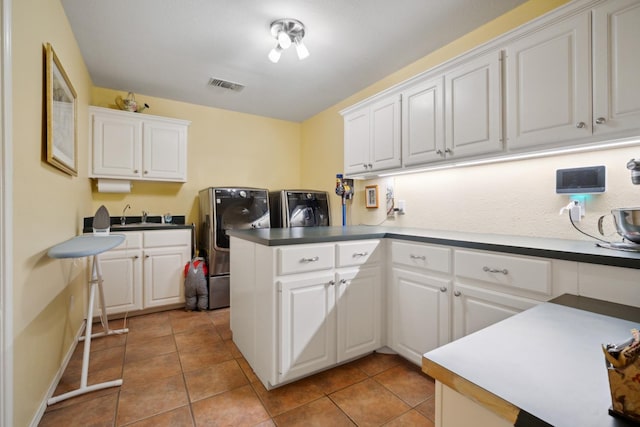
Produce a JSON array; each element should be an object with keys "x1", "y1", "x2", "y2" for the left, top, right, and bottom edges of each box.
[{"x1": 208, "y1": 78, "x2": 245, "y2": 92}]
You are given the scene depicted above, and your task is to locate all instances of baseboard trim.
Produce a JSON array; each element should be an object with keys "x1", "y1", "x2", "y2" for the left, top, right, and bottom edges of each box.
[{"x1": 30, "y1": 320, "x2": 86, "y2": 427}]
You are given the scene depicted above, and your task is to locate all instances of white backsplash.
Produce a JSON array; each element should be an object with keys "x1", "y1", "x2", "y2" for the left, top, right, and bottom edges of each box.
[{"x1": 353, "y1": 144, "x2": 640, "y2": 241}]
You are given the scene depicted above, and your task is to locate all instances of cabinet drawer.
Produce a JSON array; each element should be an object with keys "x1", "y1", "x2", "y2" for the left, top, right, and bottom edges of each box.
[
  {"x1": 336, "y1": 240, "x2": 381, "y2": 267},
  {"x1": 391, "y1": 241, "x2": 451, "y2": 274},
  {"x1": 143, "y1": 229, "x2": 191, "y2": 248},
  {"x1": 278, "y1": 244, "x2": 334, "y2": 275},
  {"x1": 106, "y1": 232, "x2": 142, "y2": 250},
  {"x1": 455, "y1": 250, "x2": 551, "y2": 295}
]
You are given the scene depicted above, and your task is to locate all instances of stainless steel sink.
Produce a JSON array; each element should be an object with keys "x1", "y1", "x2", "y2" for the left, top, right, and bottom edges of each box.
[{"x1": 111, "y1": 222, "x2": 179, "y2": 229}]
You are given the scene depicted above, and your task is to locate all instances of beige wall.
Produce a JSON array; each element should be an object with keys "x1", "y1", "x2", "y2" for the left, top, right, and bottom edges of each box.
[
  {"x1": 90, "y1": 88, "x2": 302, "y2": 227},
  {"x1": 301, "y1": 0, "x2": 640, "y2": 241},
  {"x1": 12, "y1": 0, "x2": 93, "y2": 425},
  {"x1": 14, "y1": 0, "x2": 632, "y2": 425}
]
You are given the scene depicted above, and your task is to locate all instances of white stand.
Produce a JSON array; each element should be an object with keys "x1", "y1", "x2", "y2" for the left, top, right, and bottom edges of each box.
[{"x1": 47, "y1": 254, "x2": 129, "y2": 405}]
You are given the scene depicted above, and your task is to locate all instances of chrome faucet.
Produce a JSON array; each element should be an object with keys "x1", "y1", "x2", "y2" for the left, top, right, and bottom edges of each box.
[
  {"x1": 142, "y1": 210, "x2": 148, "y2": 223},
  {"x1": 121, "y1": 204, "x2": 131, "y2": 225}
]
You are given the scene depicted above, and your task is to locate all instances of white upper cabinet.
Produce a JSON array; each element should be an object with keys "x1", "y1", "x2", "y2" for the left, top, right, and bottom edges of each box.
[
  {"x1": 90, "y1": 106, "x2": 190, "y2": 182},
  {"x1": 402, "y1": 76, "x2": 445, "y2": 166},
  {"x1": 507, "y1": 0, "x2": 640, "y2": 150},
  {"x1": 343, "y1": 94, "x2": 401, "y2": 175},
  {"x1": 445, "y1": 50, "x2": 504, "y2": 160},
  {"x1": 505, "y1": 12, "x2": 591, "y2": 150},
  {"x1": 342, "y1": 0, "x2": 640, "y2": 176},
  {"x1": 592, "y1": 0, "x2": 640, "y2": 137},
  {"x1": 91, "y1": 110, "x2": 142, "y2": 179}
]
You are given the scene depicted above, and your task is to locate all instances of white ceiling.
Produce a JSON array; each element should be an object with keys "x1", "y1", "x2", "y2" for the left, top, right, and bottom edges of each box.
[{"x1": 61, "y1": 0, "x2": 527, "y2": 122}]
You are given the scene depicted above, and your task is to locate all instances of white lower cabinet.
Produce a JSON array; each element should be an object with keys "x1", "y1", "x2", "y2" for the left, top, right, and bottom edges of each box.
[
  {"x1": 97, "y1": 236, "x2": 143, "y2": 315},
  {"x1": 336, "y1": 267, "x2": 382, "y2": 362},
  {"x1": 391, "y1": 268, "x2": 450, "y2": 365},
  {"x1": 279, "y1": 273, "x2": 337, "y2": 383},
  {"x1": 451, "y1": 284, "x2": 538, "y2": 340},
  {"x1": 577, "y1": 262, "x2": 640, "y2": 307},
  {"x1": 389, "y1": 240, "x2": 453, "y2": 365},
  {"x1": 95, "y1": 229, "x2": 191, "y2": 316},
  {"x1": 231, "y1": 238, "x2": 383, "y2": 389},
  {"x1": 389, "y1": 241, "x2": 578, "y2": 365}
]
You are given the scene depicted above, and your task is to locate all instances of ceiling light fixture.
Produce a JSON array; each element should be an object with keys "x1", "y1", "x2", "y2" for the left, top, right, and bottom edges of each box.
[{"x1": 268, "y1": 18, "x2": 309, "y2": 63}]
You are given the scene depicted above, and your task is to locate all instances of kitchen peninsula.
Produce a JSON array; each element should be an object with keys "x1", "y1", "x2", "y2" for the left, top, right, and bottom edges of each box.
[{"x1": 227, "y1": 225, "x2": 640, "y2": 424}]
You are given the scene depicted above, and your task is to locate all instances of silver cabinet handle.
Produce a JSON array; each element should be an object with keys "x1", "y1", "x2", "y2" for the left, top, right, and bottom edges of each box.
[
  {"x1": 368, "y1": 163, "x2": 373, "y2": 169},
  {"x1": 445, "y1": 148, "x2": 452, "y2": 154},
  {"x1": 133, "y1": 169, "x2": 139, "y2": 173},
  {"x1": 328, "y1": 280, "x2": 336, "y2": 286},
  {"x1": 133, "y1": 255, "x2": 139, "y2": 259},
  {"x1": 409, "y1": 254, "x2": 426, "y2": 260},
  {"x1": 340, "y1": 279, "x2": 348, "y2": 285},
  {"x1": 454, "y1": 290, "x2": 461, "y2": 297},
  {"x1": 483, "y1": 266, "x2": 508, "y2": 275},
  {"x1": 301, "y1": 256, "x2": 319, "y2": 263},
  {"x1": 145, "y1": 254, "x2": 150, "y2": 259},
  {"x1": 352, "y1": 252, "x2": 368, "y2": 257},
  {"x1": 436, "y1": 149, "x2": 443, "y2": 156},
  {"x1": 595, "y1": 117, "x2": 606, "y2": 124},
  {"x1": 363, "y1": 163, "x2": 368, "y2": 169},
  {"x1": 144, "y1": 170, "x2": 148, "y2": 174},
  {"x1": 576, "y1": 122, "x2": 586, "y2": 128},
  {"x1": 440, "y1": 286, "x2": 447, "y2": 292}
]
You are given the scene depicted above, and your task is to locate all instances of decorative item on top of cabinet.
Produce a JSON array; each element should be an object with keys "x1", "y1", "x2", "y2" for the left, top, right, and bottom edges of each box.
[
  {"x1": 89, "y1": 106, "x2": 190, "y2": 182},
  {"x1": 342, "y1": 94, "x2": 401, "y2": 176}
]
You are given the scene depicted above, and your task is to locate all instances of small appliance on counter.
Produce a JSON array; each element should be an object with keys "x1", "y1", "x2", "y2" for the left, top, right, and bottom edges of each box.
[
  {"x1": 269, "y1": 190, "x2": 330, "y2": 228},
  {"x1": 198, "y1": 187, "x2": 270, "y2": 309}
]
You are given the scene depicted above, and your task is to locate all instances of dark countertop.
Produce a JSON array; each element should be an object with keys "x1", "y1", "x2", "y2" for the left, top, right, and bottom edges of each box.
[
  {"x1": 422, "y1": 295, "x2": 640, "y2": 427},
  {"x1": 82, "y1": 215, "x2": 192, "y2": 233},
  {"x1": 226, "y1": 225, "x2": 640, "y2": 269}
]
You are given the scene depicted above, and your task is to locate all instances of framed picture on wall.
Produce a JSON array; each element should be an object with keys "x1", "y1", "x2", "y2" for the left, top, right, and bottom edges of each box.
[
  {"x1": 365, "y1": 185, "x2": 378, "y2": 208},
  {"x1": 45, "y1": 42, "x2": 78, "y2": 176}
]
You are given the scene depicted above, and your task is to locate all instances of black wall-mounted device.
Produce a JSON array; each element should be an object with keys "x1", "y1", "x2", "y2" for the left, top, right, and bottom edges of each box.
[{"x1": 556, "y1": 165, "x2": 606, "y2": 194}]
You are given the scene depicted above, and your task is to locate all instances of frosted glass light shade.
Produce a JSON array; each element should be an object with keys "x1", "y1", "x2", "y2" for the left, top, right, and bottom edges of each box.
[
  {"x1": 295, "y1": 39, "x2": 309, "y2": 60},
  {"x1": 277, "y1": 31, "x2": 292, "y2": 49},
  {"x1": 268, "y1": 45, "x2": 282, "y2": 63}
]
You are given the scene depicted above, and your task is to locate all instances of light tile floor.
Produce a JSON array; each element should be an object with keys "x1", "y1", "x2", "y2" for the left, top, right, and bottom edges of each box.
[{"x1": 40, "y1": 308, "x2": 436, "y2": 426}]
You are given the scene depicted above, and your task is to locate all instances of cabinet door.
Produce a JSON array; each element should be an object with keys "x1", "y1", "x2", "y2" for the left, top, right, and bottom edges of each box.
[
  {"x1": 91, "y1": 112, "x2": 142, "y2": 178},
  {"x1": 452, "y1": 284, "x2": 538, "y2": 340},
  {"x1": 593, "y1": 0, "x2": 640, "y2": 137},
  {"x1": 445, "y1": 50, "x2": 503, "y2": 159},
  {"x1": 142, "y1": 120, "x2": 188, "y2": 181},
  {"x1": 95, "y1": 249, "x2": 143, "y2": 315},
  {"x1": 506, "y1": 12, "x2": 590, "y2": 150},
  {"x1": 402, "y1": 77, "x2": 445, "y2": 166},
  {"x1": 143, "y1": 246, "x2": 190, "y2": 308},
  {"x1": 391, "y1": 268, "x2": 450, "y2": 365},
  {"x1": 577, "y1": 262, "x2": 640, "y2": 307},
  {"x1": 336, "y1": 267, "x2": 382, "y2": 362},
  {"x1": 370, "y1": 95, "x2": 401, "y2": 171},
  {"x1": 344, "y1": 108, "x2": 371, "y2": 175},
  {"x1": 279, "y1": 273, "x2": 336, "y2": 382}
]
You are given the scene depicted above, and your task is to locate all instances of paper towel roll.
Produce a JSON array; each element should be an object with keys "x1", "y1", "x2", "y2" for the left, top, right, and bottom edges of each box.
[{"x1": 97, "y1": 179, "x2": 132, "y2": 193}]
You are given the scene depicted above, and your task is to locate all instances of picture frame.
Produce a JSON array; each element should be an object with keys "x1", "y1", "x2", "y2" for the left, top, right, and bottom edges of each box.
[
  {"x1": 365, "y1": 185, "x2": 379, "y2": 208},
  {"x1": 45, "y1": 43, "x2": 78, "y2": 176}
]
